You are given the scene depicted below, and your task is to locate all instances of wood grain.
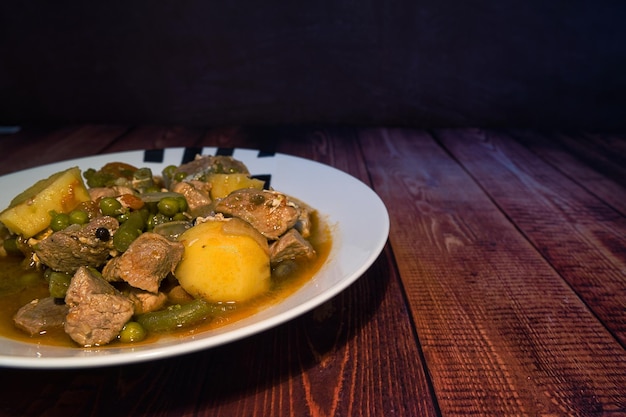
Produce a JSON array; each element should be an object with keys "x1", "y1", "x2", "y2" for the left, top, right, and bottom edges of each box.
[
  {"x1": 0, "y1": 125, "x2": 129, "y2": 176},
  {"x1": 358, "y1": 128, "x2": 626, "y2": 415},
  {"x1": 511, "y1": 129, "x2": 626, "y2": 216},
  {"x1": 0, "y1": 126, "x2": 435, "y2": 417},
  {"x1": 436, "y1": 128, "x2": 626, "y2": 345},
  {"x1": 0, "y1": 126, "x2": 625, "y2": 415}
]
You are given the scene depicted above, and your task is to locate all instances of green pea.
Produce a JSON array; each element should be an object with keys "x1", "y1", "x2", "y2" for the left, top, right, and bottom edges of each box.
[
  {"x1": 174, "y1": 171, "x2": 187, "y2": 182},
  {"x1": 118, "y1": 321, "x2": 147, "y2": 343},
  {"x1": 99, "y1": 197, "x2": 123, "y2": 216},
  {"x1": 50, "y1": 213, "x2": 70, "y2": 231},
  {"x1": 162, "y1": 165, "x2": 177, "y2": 180},
  {"x1": 157, "y1": 197, "x2": 180, "y2": 216},
  {"x1": 69, "y1": 209, "x2": 89, "y2": 225},
  {"x1": 172, "y1": 213, "x2": 187, "y2": 222}
]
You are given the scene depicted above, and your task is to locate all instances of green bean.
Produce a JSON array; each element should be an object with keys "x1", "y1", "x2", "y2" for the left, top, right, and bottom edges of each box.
[
  {"x1": 132, "y1": 167, "x2": 154, "y2": 190},
  {"x1": 48, "y1": 271, "x2": 72, "y2": 298},
  {"x1": 3, "y1": 238, "x2": 20, "y2": 256},
  {"x1": 113, "y1": 228, "x2": 140, "y2": 252},
  {"x1": 135, "y1": 299, "x2": 216, "y2": 333},
  {"x1": 144, "y1": 201, "x2": 158, "y2": 215},
  {"x1": 147, "y1": 213, "x2": 169, "y2": 230},
  {"x1": 138, "y1": 207, "x2": 151, "y2": 222},
  {"x1": 143, "y1": 185, "x2": 161, "y2": 194},
  {"x1": 176, "y1": 196, "x2": 188, "y2": 212},
  {"x1": 118, "y1": 321, "x2": 147, "y2": 343},
  {"x1": 134, "y1": 167, "x2": 152, "y2": 180},
  {"x1": 123, "y1": 210, "x2": 145, "y2": 229},
  {"x1": 113, "y1": 211, "x2": 145, "y2": 252},
  {"x1": 116, "y1": 212, "x2": 129, "y2": 223}
]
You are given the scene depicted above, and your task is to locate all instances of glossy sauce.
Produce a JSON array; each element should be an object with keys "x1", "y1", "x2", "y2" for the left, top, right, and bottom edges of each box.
[{"x1": 0, "y1": 215, "x2": 331, "y2": 348}]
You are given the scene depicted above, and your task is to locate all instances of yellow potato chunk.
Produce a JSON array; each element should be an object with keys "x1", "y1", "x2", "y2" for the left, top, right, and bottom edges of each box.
[
  {"x1": 208, "y1": 173, "x2": 264, "y2": 200},
  {"x1": 175, "y1": 218, "x2": 270, "y2": 303},
  {"x1": 0, "y1": 166, "x2": 91, "y2": 238}
]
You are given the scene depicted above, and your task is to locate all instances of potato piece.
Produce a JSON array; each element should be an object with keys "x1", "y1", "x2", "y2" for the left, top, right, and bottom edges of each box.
[
  {"x1": 175, "y1": 218, "x2": 270, "y2": 303},
  {"x1": 0, "y1": 167, "x2": 91, "y2": 238},
  {"x1": 208, "y1": 173, "x2": 264, "y2": 200}
]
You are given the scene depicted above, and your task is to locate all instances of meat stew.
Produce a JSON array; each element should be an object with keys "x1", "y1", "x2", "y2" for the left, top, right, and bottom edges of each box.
[{"x1": 0, "y1": 155, "x2": 330, "y2": 348}]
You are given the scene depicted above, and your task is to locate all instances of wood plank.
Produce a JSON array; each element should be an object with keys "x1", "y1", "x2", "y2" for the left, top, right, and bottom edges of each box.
[
  {"x1": 0, "y1": 249, "x2": 431, "y2": 416},
  {"x1": 0, "y1": 126, "x2": 437, "y2": 416},
  {"x1": 584, "y1": 132, "x2": 626, "y2": 160},
  {"x1": 510, "y1": 129, "x2": 626, "y2": 215},
  {"x1": 436, "y1": 128, "x2": 626, "y2": 345},
  {"x1": 266, "y1": 127, "x2": 438, "y2": 416},
  {"x1": 359, "y1": 128, "x2": 626, "y2": 415},
  {"x1": 0, "y1": 125, "x2": 129, "y2": 176},
  {"x1": 103, "y1": 125, "x2": 207, "y2": 152}
]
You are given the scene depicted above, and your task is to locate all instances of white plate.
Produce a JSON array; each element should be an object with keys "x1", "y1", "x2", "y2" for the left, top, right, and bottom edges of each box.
[{"x1": 0, "y1": 147, "x2": 389, "y2": 369}]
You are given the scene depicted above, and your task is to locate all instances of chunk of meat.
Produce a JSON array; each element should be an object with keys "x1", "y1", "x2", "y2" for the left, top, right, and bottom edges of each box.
[
  {"x1": 173, "y1": 155, "x2": 249, "y2": 183},
  {"x1": 269, "y1": 229, "x2": 316, "y2": 265},
  {"x1": 64, "y1": 266, "x2": 134, "y2": 347},
  {"x1": 102, "y1": 232, "x2": 184, "y2": 293},
  {"x1": 171, "y1": 180, "x2": 212, "y2": 217},
  {"x1": 167, "y1": 285, "x2": 195, "y2": 304},
  {"x1": 13, "y1": 297, "x2": 69, "y2": 336},
  {"x1": 33, "y1": 216, "x2": 119, "y2": 273},
  {"x1": 287, "y1": 196, "x2": 315, "y2": 238},
  {"x1": 124, "y1": 287, "x2": 168, "y2": 314},
  {"x1": 294, "y1": 205, "x2": 313, "y2": 238},
  {"x1": 214, "y1": 189, "x2": 299, "y2": 240}
]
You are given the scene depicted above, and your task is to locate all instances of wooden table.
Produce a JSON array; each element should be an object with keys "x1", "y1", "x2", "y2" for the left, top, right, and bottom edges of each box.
[{"x1": 0, "y1": 125, "x2": 624, "y2": 416}]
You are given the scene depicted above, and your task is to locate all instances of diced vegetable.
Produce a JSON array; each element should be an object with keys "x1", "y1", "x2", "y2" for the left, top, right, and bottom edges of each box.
[
  {"x1": 1, "y1": 155, "x2": 324, "y2": 348},
  {"x1": 83, "y1": 162, "x2": 137, "y2": 188},
  {"x1": 0, "y1": 167, "x2": 91, "y2": 238},
  {"x1": 208, "y1": 173, "x2": 264, "y2": 200},
  {"x1": 175, "y1": 218, "x2": 271, "y2": 303}
]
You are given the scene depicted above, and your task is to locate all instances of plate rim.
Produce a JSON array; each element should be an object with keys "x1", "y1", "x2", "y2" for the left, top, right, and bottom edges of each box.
[{"x1": 0, "y1": 147, "x2": 389, "y2": 369}]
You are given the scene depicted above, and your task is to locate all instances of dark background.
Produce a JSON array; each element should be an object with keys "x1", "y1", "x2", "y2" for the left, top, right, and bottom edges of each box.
[{"x1": 1, "y1": 1, "x2": 625, "y2": 129}]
